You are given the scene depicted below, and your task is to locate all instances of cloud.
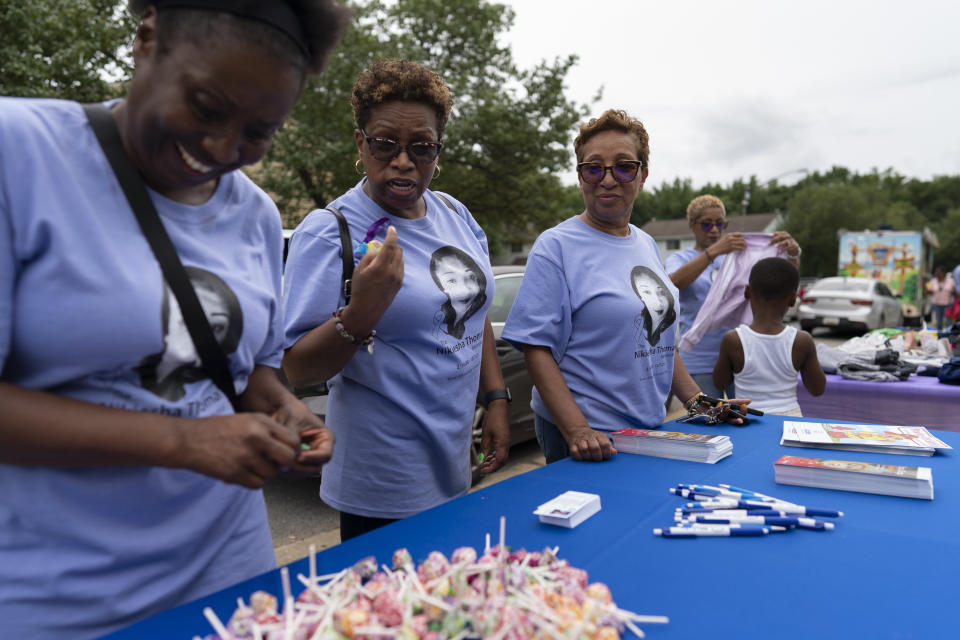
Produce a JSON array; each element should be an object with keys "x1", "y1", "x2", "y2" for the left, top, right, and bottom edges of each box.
[{"x1": 698, "y1": 98, "x2": 806, "y2": 161}]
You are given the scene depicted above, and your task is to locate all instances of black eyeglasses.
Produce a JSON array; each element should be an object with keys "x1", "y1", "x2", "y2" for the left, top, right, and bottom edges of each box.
[
  {"x1": 577, "y1": 160, "x2": 643, "y2": 185},
  {"x1": 361, "y1": 129, "x2": 443, "y2": 164},
  {"x1": 699, "y1": 220, "x2": 728, "y2": 231}
]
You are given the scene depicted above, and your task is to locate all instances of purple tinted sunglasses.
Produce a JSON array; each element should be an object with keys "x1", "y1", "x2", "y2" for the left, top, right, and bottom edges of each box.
[{"x1": 699, "y1": 220, "x2": 728, "y2": 232}]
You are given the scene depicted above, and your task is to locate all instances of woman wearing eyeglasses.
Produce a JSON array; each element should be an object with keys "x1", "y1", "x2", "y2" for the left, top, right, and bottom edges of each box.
[
  {"x1": 282, "y1": 59, "x2": 509, "y2": 540},
  {"x1": 666, "y1": 195, "x2": 799, "y2": 399},
  {"x1": 503, "y1": 110, "x2": 745, "y2": 464}
]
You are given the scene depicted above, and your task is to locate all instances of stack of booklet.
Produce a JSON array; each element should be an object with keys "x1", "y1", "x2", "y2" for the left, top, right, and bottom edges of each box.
[
  {"x1": 610, "y1": 428, "x2": 732, "y2": 463},
  {"x1": 533, "y1": 491, "x2": 602, "y2": 528},
  {"x1": 780, "y1": 421, "x2": 952, "y2": 457},
  {"x1": 774, "y1": 455, "x2": 934, "y2": 500}
]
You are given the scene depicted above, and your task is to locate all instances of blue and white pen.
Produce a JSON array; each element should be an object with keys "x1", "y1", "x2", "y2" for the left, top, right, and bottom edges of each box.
[
  {"x1": 677, "y1": 507, "x2": 788, "y2": 517},
  {"x1": 719, "y1": 484, "x2": 784, "y2": 502},
  {"x1": 676, "y1": 482, "x2": 730, "y2": 493},
  {"x1": 675, "y1": 521, "x2": 791, "y2": 533},
  {"x1": 686, "y1": 499, "x2": 843, "y2": 517},
  {"x1": 686, "y1": 515, "x2": 835, "y2": 531},
  {"x1": 676, "y1": 510, "x2": 790, "y2": 521},
  {"x1": 685, "y1": 499, "x2": 755, "y2": 509},
  {"x1": 733, "y1": 500, "x2": 844, "y2": 518},
  {"x1": 674, "y1": 521, "x2": 767, "y2": 530},
  {"x1": 654, "y1": 526, "x2": 770, "y2": 537},
  {"x1": 672, "y1": 486, "x2": 783, "y2": 504}
]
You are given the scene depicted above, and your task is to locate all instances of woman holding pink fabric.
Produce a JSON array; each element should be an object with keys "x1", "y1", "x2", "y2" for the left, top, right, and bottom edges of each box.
[{"x1": 666, "y1": 195, "x2": 800, "y2": 399}]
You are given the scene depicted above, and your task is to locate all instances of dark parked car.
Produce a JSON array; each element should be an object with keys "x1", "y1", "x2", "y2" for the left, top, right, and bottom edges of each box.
[{"x1": 470, "y1": 266, "x2": 536, "y2": 482}]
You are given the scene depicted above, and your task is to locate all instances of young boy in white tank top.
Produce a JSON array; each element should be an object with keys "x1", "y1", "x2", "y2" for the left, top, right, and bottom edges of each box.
[{"x1": 713, "y1": 258, "x2": 825, "y2": 415}]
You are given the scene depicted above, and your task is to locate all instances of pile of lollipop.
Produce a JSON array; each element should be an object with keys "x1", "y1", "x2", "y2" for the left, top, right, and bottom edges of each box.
[{"x1": 198, "y1": 520, "x2": 667, "y2": 640}]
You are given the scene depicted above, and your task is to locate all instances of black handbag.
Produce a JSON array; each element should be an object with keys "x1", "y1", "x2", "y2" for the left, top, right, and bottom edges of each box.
[{"x1": 83, "y1": 103, "x2": 242, "y2": 411}]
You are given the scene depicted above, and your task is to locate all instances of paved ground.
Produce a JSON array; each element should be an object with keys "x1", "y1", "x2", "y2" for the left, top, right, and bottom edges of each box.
[{"x1": 266, "y1": 325, "x2": 850, "y2": 565}]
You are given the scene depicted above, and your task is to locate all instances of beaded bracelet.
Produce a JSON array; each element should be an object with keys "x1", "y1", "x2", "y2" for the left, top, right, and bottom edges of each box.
[
  {"x1": 683, "y1": 392, "x2": 708, "y2": 411},
  {"x1": 332, "y1": 307, "x2": 376, "y2": 354}
]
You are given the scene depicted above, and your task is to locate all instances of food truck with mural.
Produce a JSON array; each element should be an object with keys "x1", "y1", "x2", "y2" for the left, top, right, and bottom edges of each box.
[{"x1": 837, "y1": 228, "x2": 938, "y2": 326}]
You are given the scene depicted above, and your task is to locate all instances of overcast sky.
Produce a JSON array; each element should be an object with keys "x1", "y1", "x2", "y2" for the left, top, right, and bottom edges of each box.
[{"x1": 501, "y1": 0, "x2": 960, "y2": 189}]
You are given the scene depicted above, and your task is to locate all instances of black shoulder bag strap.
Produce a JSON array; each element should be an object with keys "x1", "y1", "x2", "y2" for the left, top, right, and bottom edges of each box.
[
  {"x1": 435, "y1": 192, "x2": 457, "y2": 214},
  {"x1": 324, "y1": 205, "x2": 353, "y2": 305},
  {"x1": 325, "y1": 195, "x2": 456, "y2": 305},
  {"x1": 83, "y1": 103, "x2": 242, "y2": 412}
]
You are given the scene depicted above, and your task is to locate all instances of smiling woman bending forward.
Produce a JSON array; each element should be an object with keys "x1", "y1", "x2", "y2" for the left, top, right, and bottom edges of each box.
[{"x1": 0, "y1": 2, "x2": 349, "y2": 638}]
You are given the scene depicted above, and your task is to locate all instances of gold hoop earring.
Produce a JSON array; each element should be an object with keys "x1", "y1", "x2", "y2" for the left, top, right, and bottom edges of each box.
[
  {"x1": 433, "y1": 164, "x2": 441, "y2": 179},
  {"x1": 355, "y1": 158, "x2": 365, "y2": 175}
]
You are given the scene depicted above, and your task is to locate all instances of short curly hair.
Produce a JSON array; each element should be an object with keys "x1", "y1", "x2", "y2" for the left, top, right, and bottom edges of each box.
[
  {"x1": 686, "y1": 194, "x2": 726, "y2": 223},
  {"x1": 573, "y1": 109, "x2": 650, "y2": 168},
  {"x1": 128, "y1": 0, "x2": 350, "y2": 76},
  {"x1": 750, "y1": 257, "x2": 799, "y2": 301},
  {"x1": 351, "y1": 59, "x2": 454, "y2": 136}
]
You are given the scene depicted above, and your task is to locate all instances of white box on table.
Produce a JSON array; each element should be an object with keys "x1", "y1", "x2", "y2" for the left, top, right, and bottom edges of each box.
[{"x1": 533, "y1": 490, "x2": 601, "y2": 528}]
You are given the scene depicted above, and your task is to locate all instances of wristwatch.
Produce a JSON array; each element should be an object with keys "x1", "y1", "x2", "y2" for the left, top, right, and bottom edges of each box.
[{"x1": 482, "y1": 388, "x2": 512, "y2": 407}]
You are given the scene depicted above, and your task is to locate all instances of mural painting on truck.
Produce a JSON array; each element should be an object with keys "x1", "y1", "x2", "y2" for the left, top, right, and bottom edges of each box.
[{"x1": 837, "y1": 228, "x2": 938, "y2": 324}]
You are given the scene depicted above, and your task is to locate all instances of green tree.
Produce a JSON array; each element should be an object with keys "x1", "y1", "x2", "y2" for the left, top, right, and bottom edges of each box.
[
  {"x1": 782, "y1": 183, "x2": 881, "y2": 278},
  {"x1": 0, "y1": 0, "x2": 133, "y2": 101},
  {"x1": 632, "y1": 177, "x2": 696, "y2": 226},
  {"x1": 261, "y1": 0, "x2": 589, "y2": 254},
  {"x1": 933, "y1": 207, "x2": 960, "y2": 272}
]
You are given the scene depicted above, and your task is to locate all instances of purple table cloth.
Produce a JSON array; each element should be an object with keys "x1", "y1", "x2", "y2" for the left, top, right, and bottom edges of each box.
[{"x1": 797, "y1": 372, "x2": 960, "y2": 432}]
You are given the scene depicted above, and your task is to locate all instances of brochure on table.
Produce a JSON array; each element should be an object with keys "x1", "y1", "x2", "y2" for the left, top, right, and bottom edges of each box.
[{"x1": 780, "y1": 421, "x2": 951, "y2": 456}]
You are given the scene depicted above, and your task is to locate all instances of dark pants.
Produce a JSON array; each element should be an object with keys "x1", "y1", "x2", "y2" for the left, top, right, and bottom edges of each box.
[
  {"x1": 690, "y1": 372, "x2": 733, "y2": 400},
  {"x1": 339, "y1": 511, "x2": 398, "y2": 542},
  {"x1": 933, "y1": 304, "x2": 949, "y2": 331},
  {"x1": 534, "y1": 413, "x2": 571, "y2": 464}
]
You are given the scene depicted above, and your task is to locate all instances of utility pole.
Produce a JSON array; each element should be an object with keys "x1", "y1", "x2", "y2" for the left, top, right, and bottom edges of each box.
[{"x1": 741, "y1": 168, "x2": 809, "y2": 215}]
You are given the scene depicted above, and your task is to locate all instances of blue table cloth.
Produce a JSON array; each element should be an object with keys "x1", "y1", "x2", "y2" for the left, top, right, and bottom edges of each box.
[{"x1": 104, "y1": 413, "x2": 957, "y2": 639}]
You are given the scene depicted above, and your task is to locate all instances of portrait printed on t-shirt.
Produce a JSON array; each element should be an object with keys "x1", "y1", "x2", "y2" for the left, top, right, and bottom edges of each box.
[
  {"x1": 430, "y1": 246, "x2": 487, "y2": 340},
  {"x1": 631, "y1": 265, "x2": 676, "y2": 347},
  {"x1": 136, "y1": 267, "x2": 243, "y2": 402}
]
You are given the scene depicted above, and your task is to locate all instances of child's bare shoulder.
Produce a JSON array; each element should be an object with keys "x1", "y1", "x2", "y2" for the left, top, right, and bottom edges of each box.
[
  {"x1": 793, "y1": 328, "x2": 816, "y2": 349},
  {"x1": 721, "y1": 327, "x2": 742, "y2": 344}
]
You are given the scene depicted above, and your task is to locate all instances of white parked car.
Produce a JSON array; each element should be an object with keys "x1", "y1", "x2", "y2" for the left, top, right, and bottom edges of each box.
[{"x1": 798, "y1": 277, "x2": 903, "y2": 333}]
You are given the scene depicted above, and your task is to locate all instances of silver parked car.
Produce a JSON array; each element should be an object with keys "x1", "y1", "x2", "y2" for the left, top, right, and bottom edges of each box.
[
  {"x1": 798, "y1": 277, "x2": 903, "y2": 332},
  {"x1": 785, "y1": 277, "x2": 819, "y2": 321}
]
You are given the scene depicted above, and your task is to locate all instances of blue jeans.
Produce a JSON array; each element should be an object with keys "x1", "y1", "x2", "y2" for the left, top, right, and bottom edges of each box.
[
  {"x1": 690, "y1": 372, "x2": 733, "y2": 400},
  {"x1": 534, "y1": 413, "x2": 570, "y2": 464},
  {"x1": 933, "y1": 304, "x2": 948, "y2": 331}
]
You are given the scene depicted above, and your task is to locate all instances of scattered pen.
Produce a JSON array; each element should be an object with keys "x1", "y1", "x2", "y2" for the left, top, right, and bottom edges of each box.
[
  {"x1": 671, "y1": 487, "x2": 785, "y2": 504},
  {"x1": 654, "y1": 526, "x2": 769, "y2": 538},
  {"x1": 684, "y1": 515, "x2": 834, "y2": 531},
  {"x1": 676, "y1": 520, "x2": 792, "y2": 533},
  {"x1": 685, "y1": 499, "x2": 844, "y2": 517},
  {"x1": 674, "y1": 522, "x2": 789, "y2": 533},
  {"x1": 719, "y1": 484, "x2": 783, "y2": 501},
  {"x1": 676, "y1": 509, "x2": 791, "y2": 520}
]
